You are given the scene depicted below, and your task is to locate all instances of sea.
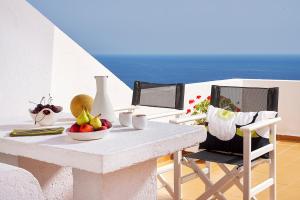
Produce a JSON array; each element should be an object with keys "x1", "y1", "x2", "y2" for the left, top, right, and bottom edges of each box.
[{"x1": 94, "y1": 55, "x2": 300, "y2": 88}]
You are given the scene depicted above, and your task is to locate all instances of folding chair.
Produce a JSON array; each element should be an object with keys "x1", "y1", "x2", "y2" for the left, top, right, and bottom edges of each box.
[
  {"x1": 115, "y1": 81, "x2": 185, "y2": 118},
  {"x1": 170, "y1": 85, "x2": 281, "y2": 200},
  {"x1": 115, "y1": 81, "x2": 186, "y2": 198}
]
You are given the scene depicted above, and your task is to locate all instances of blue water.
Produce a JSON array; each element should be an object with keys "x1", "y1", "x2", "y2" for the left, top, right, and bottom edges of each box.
[{"x1": 94, "y1": 55, "x2": 300, "y2": 88}]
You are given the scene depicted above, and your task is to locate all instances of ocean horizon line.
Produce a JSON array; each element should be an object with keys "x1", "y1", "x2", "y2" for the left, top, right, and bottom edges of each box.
[
  {"x1": 93, "y1": 54, "x2": 300, "y2": 58},
  {"x1": 94, "y1": 54, "x2": 300, "y2": 88}
]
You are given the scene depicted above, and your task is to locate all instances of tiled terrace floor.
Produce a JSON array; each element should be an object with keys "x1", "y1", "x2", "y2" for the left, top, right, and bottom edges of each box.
[{"x1": 158, "y1": 140, "x2": 300, "y2": 200}]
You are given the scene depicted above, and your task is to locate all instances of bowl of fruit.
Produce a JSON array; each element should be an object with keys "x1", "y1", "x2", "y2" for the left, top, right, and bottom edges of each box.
[
  {"x1": 29, "y1": 96, "x2": 63, "y2": 126},
  {"x1": 67, "y1": 109, "x2": 112, "y2": 141}
]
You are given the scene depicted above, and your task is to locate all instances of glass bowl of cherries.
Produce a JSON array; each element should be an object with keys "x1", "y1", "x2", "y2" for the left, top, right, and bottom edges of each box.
[{"x1": 29, "y1": 95, "x2": 63, "y2": 126}]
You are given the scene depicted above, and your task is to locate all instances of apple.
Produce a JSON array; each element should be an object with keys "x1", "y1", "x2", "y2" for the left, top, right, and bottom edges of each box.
[
  {"x1": 69, "y1": 123, "x2": 80, "y2": 132},
  {"x1": 79, "y1": 124, "x2": 94, "y2": 132}
]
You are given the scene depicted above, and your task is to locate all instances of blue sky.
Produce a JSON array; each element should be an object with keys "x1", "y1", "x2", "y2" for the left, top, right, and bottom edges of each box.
[{"x1": 28, "y1": 0, "x2": 300, "y2": 55}]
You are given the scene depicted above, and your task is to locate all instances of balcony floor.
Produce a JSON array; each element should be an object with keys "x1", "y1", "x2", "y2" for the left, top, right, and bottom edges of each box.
[{"x1": 158, "y1": 140, "x2": 300, "y2": 200}]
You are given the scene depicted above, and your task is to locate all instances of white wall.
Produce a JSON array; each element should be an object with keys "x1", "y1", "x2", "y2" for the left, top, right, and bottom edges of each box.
[
  {"x1": 50, "y1": 27, "x2": 132, "y2": 111},
  {"x1": 184, "y1": 79, "x2": 243, "y2": 105},
  {"x1": 242, "y1": 79, "x2": 300, "y2": 136},
  {"x1": 0, "y1": 0, "x2": 54, "y2": 121},
  {"x1": 0, "y1": 0, "x2": 132, "y2": 122}
]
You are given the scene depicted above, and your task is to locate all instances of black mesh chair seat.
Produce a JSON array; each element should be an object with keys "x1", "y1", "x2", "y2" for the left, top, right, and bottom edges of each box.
[{"x1": 186, "y1": 150, "x2": 244, "y2": 166}]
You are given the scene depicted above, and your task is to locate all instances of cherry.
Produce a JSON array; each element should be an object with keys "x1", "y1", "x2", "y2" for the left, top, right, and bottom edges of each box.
[
  {"x1": 36, "y1": 104, "x2": 43, "y2": 109},
  {"x1": 44, "y1": 104, "x2": 51, "y2": 109},
  {"x1": 50, "y1": 105, "x2": 62, "y2": 113},
  {"x1": 30, "y1": 95, "x2": 62, "y2": 115},
  {"x1": 43, "y1": 110, "x2": 51, "y2": 115}
]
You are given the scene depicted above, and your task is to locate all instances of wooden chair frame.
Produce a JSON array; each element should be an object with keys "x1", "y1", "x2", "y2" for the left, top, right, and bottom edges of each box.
[{"x1": 169, "y1": 113, "x2": 281, "y2": 200}]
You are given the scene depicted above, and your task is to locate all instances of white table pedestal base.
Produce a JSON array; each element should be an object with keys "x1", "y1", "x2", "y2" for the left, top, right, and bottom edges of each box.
[{"x1": 73, "y1": 159, "x2": 157, "y2": 200}]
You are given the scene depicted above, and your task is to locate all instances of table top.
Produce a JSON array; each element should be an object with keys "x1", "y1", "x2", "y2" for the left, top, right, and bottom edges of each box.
[{"x1": 0, "y1": 120, "x2": 206, "y2": 174}]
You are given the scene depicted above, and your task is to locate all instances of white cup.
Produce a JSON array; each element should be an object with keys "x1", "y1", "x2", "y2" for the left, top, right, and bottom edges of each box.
[
  {"x1": 132, "y1": 114, "x2": 148, "y2": 130},
  {"x1": 119, "y1": 112, "x2": 133, "y2": 127}
]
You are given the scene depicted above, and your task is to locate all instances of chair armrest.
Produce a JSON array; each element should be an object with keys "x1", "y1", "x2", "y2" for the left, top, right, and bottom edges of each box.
[
  {"x1": 147, "y1": 110, "x2": 186, "y2": 120},
  {"x1": 114, "y1": 106, "x2": 138, "y2": 112},
  {"x1": 242, "y1": 117, "x2": 281, "y2": 161},
  {"x1": 240, "y1": 117, "x2": 281, "y2": 132},
  {"x1": 169, "y1": 113, "x2": 207, "y2": 124}
]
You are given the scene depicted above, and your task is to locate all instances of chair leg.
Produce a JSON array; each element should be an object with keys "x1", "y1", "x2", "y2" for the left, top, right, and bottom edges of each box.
[
  {"x1": 184, "y1": 156, "x2": 273, "y2": 200},
  {"x1": 185, "y1": 158, "x2": 227, "y2": 200},
  {"x1": 270, "y1": 124, "x2": 277, "y2": 200},
  {"x1": 243, "y1": 130, "x2": 252, "y2": 200},
  {"x1": 205, "y1": 161, "x2": 211, "y2": 192},
  {"x1": 174, "y1": 150, "x2": 182, "y2": 200},
  {"x1": 218, "y1": 163, "x2": 260, "y2": 200},
  {"x1": 218, "y1": 164, "x2": 243, "y2": 189},
  {"x1": 195, "y1": 166, "x2": 241, "y2": 200},
  {"x1": 157, "y1": 173, "x2": 174, "y2": 198}
]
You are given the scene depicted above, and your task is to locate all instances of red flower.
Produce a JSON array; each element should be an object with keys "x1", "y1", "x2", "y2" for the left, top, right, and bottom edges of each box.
[
  {"x1": 186, "y1": 109, "x2": 191, "y2": 114},
  {"x1": 207, "y1": 96, "x2": 211, "y2": 100},
  {"x1": 189, "y1": 99, "x2": 195, "y2": 104},
  {"x1": 196, "y1": 95, "x2": 201, "y2": 99},
  {"x1": 193, "y1": 105, "x2": 196, "y2": 108}
]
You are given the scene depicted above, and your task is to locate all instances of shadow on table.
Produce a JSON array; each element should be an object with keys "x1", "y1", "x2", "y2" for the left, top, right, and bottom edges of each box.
[
  {"x1": 33, "y1": 135, "x2": 84, "y2": 145},
  {"x1": 111, "y1": 128, "x2": 139, "y2": 133}
]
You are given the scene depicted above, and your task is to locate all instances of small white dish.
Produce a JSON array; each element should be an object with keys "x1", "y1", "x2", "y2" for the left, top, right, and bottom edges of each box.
[{"x1": 66, "y1": 127, "x2": 111, "y2": 141}]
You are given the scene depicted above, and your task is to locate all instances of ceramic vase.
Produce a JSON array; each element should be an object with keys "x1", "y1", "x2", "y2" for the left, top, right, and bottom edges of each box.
[{"x1": 91, "y1": 76, "x2": 116, "y2": 122}]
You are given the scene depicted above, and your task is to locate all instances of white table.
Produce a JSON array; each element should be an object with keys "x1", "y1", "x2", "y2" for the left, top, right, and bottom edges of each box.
[{"x1": 0, "y1": 120, "x2": 206, "y2": 200}]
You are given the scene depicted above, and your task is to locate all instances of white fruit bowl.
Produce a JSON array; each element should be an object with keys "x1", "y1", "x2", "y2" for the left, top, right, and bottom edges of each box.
[
  {"x1": 29, "y1": 108, "x2": 60, "y2": 126},
  {"x1": 66, "y1": 127, "x2": 111, "y2": 141}
]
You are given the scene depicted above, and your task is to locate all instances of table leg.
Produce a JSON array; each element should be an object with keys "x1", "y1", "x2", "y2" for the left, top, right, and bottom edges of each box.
[
  {"x1": 73, "y1": 159, "x2": 157, "y2": 200},
  {"x1": 18, "y1": 157, "x2": 73, "y2": 200},
  {"x1": 174, "y1": 150, "x2": 182, "y2": 200},
  {"x1": 0, "y1": 152, "x2": 18, "y2": 166}
]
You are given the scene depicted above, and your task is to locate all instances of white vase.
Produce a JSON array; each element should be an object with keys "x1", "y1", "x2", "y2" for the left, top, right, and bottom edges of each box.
[{"x1": 91, "y1": 76, "x2": 116, "y2": 122}]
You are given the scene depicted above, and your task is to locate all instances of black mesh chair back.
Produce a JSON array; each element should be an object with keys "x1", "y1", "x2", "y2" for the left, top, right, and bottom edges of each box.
[
  {"x1": 210, "y1": 85, "x2": 279, "y2": 112},
  {"x1": 132, "y1": 81, "x2": 185, "y2": 110}
]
